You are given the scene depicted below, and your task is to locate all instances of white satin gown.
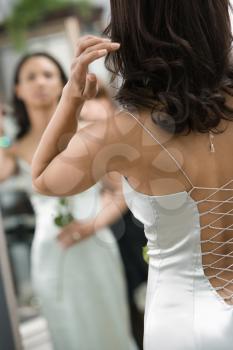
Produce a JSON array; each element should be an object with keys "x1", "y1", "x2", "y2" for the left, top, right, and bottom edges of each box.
[
  {"x1": 121, "y1": 110, "x2": 233, "y2": 350},
  {"x1": 17, "y1": 159, "x2": 138, "y2": 350}
]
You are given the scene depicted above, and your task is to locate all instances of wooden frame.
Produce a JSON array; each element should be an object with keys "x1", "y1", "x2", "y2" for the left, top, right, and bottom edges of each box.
[{"x1": 0, "y1": 210, "x2": 22, "y2": 350}]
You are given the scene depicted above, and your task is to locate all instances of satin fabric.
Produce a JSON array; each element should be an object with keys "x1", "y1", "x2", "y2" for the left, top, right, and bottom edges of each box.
[
  {"x1": 123, "y1": 177, "x2": 233, "y2": 350},
  {"x1": 7, "y1": 159, "x2": 137, "y2": 350}
]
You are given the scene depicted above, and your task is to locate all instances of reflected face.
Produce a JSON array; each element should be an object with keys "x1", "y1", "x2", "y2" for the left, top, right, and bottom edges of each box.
[{"x1": 16, "y1": 56, "x2": 63, "y2": 109}]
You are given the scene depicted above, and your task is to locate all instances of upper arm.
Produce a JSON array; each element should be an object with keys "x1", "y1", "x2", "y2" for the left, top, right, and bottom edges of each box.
[{"x1": 33, "y1": 114, "x2": 141, "y2": 196}]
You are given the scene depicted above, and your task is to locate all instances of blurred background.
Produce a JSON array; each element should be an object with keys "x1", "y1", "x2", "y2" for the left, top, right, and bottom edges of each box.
[{"x1": 0, "y1": 0, "x2": 110, "y2": 102}]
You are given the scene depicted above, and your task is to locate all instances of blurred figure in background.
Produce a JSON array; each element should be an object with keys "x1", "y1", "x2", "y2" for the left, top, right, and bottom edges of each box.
[
  {"x1": 0, "y1": 98, "x2": 35, "y2": 318},
  {"x1": 0, "y1": 52, "x2": 137, "y2": 350}
]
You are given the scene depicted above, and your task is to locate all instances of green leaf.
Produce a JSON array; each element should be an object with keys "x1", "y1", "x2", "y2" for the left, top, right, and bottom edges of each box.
[
  {"x1": 61, "y1": 213, "x2": 74, "y2": 226},
  {"x1": 54, "y1": 213, "x2": 74, "y2": 227},
  {"x1": 142, "y1": 246, "x2": 149, "y2": 264},
  {"x1": 54, "y1": 215, "x2": 64, "y2": 227},
  {"x1": 59, "y1": 198, "x2": 68, "y2": 206}
]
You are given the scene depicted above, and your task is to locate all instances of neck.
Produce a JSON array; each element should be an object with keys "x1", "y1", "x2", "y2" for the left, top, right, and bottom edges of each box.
[{"x1": 26, "y1": 103, "x2": 57, "y2": 138}]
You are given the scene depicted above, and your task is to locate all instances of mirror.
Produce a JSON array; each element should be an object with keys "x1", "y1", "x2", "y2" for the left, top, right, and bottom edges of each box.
[
  {"x1": 0, "y1": 10, "x2": 107, "y2": 349},
  {"x1": 0, "y1": 4, "x2": 147, "y2": 350}
]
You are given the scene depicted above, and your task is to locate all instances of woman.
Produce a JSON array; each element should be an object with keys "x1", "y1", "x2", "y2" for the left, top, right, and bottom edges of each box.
[
  {"x1": 0, "y1": 52, "x2": 137, "y2": 350},
  {"x1": 32, "y1": 1, "x2": 233, "y2": 349}
]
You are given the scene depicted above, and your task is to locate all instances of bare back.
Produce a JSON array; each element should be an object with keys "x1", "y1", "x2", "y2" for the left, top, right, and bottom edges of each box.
[{"x1": 121, "y1": 109, "x2": 233, "y2": 304}]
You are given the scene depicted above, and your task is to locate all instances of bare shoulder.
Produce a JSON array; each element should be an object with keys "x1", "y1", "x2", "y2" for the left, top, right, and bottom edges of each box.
[
  {"x1": 71, "y1": 109, "x2": 143, "y2": 172},
  {"x1": 0, "y1": 144, "x2": 18, "y2": 182},
  {"x1": 79, "y1": 108, "x2": 142, "y2": 142},
  {"x1": 2, "y1": 138, "x2": 27, "y2": 167},
  {"x1": 5, "y1": 140, "x2": 25, "y2": 161},
  {"x1": 6, "y1": 143, "x2": 18, "y2": 157}
]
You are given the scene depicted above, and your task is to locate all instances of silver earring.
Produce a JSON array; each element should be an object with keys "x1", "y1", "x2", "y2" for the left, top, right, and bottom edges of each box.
[{"x1": 209, "y1": 131, "x2": 215, "y2": 153}]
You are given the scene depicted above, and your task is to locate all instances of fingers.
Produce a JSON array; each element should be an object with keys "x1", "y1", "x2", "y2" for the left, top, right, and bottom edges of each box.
[
  {"x1": 72, "y1": 43, "x2": 119, "y2": 89},
  {"x1": 75, "y1": 35, "x2": 120, "y2": 68},
  {"x1": 67, "y1": 35, "x2": 120, "y2": 100},
  {"x1": 75, "y1": 43, "x2": 120, "y2": 71},
  {"x1": 84, "y1": 42, "x2": 120, "y2": 55},
  {"x1": 76, "y1": 35, "x2": 111, "y2": 56},
  {"x1": 75, "y1": 49, "x2": 109, "y2": 72},
  {"x1": 83, "y1": 74, "x2": 98, "y2": 100},
  {"x1": 57, "y1": 229, "x2": 82, "y2": 249},
  {"x1": 69, "y1": 50, "x2": 106, "y2": 98}
]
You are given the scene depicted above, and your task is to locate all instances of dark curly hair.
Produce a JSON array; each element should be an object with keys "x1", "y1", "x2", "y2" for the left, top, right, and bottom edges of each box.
[
  {"x1": 104, "y1": 0, "x2": 233, "y2": 134},
  {"x1": 13, "y1": 52, "x2": 67, "y2": 139}
]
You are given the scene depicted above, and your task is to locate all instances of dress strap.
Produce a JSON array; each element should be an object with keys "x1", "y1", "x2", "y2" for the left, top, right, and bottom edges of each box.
[{"x1": 118, "y1": 108, "x2": 194, "y2": 189}]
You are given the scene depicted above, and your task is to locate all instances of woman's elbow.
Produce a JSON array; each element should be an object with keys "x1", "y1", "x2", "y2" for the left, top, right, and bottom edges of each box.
[
  {"x1": 31, "y1": 164, "x2": 52, "y2": 196},
  {"x1": 32, "y1": 176, "x2": 53, "y2": 196}
]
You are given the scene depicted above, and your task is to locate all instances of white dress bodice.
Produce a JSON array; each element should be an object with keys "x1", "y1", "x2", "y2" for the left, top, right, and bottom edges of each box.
[{"x1": 123, "y1": 176, "x2": 233, "y2": 350}]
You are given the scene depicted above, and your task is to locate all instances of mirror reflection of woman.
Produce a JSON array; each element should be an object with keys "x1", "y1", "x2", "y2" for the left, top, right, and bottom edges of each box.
[{"x1": 0, "y1": 52, "x2": 137, "y2": 350}]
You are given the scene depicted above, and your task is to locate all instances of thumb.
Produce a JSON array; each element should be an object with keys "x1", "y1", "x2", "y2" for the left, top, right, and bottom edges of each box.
[{"x1": 83, "y1": 73, "x2": 98, "y2": 100}]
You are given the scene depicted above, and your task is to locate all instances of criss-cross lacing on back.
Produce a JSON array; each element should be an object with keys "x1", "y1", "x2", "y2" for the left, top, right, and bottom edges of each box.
[
  {"x1": 121, "y1": 108, "x2": 233, "y2": 306},
  {"x1": 189, "y1": 180, "x2": 233, "y2": 305}
]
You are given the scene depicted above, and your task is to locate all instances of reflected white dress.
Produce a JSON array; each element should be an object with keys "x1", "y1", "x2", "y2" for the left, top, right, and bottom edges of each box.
[
  {"x1": 121, "y1": 110, "x2": 233, "y2": 350},
  {"x1": 18, "y1": 159, "x2": 137, "y2": 350}
]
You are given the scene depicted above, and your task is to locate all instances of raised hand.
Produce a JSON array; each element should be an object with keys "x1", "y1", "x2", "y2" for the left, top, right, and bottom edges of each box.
[{"x1": 64, "y1": 35, "x2": 120, "y2": 101}]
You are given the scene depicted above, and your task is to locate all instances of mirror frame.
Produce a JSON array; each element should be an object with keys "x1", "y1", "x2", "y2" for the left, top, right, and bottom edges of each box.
[{"x1": 0, "y1": 209, "x2": 22, "y2": 350}]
